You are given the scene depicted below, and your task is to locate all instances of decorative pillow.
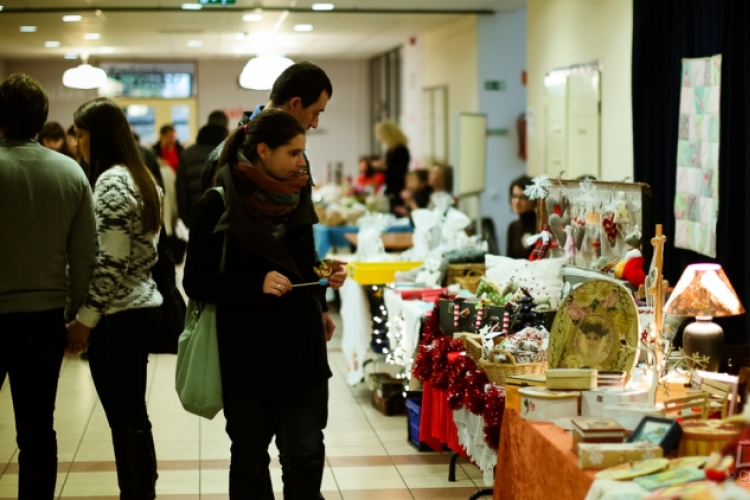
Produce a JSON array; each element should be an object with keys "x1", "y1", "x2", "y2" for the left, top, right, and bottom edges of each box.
[
  {"x1": 484, "y1": 255, "x2": 566, "y2": 301},
  {"x1": 561, "y1": 265, "x2": 636, "y2": 301}
]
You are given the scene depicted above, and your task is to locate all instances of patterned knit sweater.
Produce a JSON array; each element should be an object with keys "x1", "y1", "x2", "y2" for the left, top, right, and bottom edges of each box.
[{"x1": 76, "y1": 165, "x2": 163, "y2": 328}]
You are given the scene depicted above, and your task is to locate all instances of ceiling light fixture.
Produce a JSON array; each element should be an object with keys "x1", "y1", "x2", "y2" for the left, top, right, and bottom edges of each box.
[
  {"x1": 64, "y1": 53, "x2": 78, "y2": 59},
  {"x1": 293, "y1": 24, "x2": 313, "y2": 32},
  {"x1": 187, "y1": 40, "x2": 203, "y2": 47},
  {"x1": 99, "y1": 46, "x2": 115, "y2": 54},
  {"x1": 63, "y1": 15, "x2": 82, "y2": 22},
  {"x1": 239, "y1": 54, "x2": 294, "y2": 90},
  {"x1": 0, "y1": 7, "x2": 4, "y2": 12},
  {"x1": 312, "y1": 3, "x2": 335, "y2": 10},
  {"x1": 84, "y1": 33, "x2": 101, "y2": 40},
  {"x1": 243, "y1": 13, "x2": 263, "y2": 21},
  {"x1": 45, "y1": 41, "x2": 61, "y2": 48},
  {"x1": 20, "y1": 26, "x2": 37, "y2": 32},
  {"x1": 63, "y1": 53, "x2": 108, "y2": 89},
  {"x1": 181, "y1": 3, "x2": 202, "y2": 10}
]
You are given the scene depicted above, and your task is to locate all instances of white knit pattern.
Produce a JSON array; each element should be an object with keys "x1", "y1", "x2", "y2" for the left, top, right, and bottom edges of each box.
[{"x1": 77, "y1": 166, "x2": 163, "y2": 328}]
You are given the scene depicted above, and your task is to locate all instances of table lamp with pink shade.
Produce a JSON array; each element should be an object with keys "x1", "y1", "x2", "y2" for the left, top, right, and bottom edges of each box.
[{"x1": 664, "y1": 263, "x2": 745, "y2": 372}]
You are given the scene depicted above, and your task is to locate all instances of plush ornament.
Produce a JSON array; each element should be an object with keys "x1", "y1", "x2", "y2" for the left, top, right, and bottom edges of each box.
[
  {"x1": 613, "y1": 191, "x2": 631, "y2": 224},
  {"x1": 614, "y1": 260, "x2": 628, "y2": 278},
  {"x1": 548, "y1": 213, "x2": 567, "y2": 248},
  {"x1": 526, "y1": 224, "x2": 558, "y2": 261},
  {"x1": 621, "y1": 250, "x2": 646, "y2": 287},
  {"x1": 545, "y1": 193, "x2": 562, "y2": 219},
  {"x1": 601, "y1": 212, "x2": 617, "y2": 244}
]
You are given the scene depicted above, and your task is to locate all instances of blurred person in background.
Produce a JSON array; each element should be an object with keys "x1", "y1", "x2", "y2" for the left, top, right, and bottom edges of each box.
[
  {"x1": 152, "y1": 124, "x2": 183, "y2": 172},
  {"x1": 506, "y1": 175, "x2": 537, "y2": 259},
  {"x1": 349, "y1": 155, "x2": 384, "y2": 196},
  {"x1": 176, "y1": 110, "x2": 229, "y2": 228},
  {"x1": 374, "y1": 120, "x2": 410, "y2": 213},
  {"x1": 38, "y1": 121, "x2": 75, "y2": 159},
  {"x1": 394, "y1": 169, "x2": 431, "y2": 217},
  {"x1": 427, "y1": 163, "x2": 455, "y2": 212}
]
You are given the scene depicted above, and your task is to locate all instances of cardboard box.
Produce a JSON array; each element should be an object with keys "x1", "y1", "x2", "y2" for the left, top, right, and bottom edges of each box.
[
  {"x1": 581, "y1": 387, "x2": 649, "y2": 418},
  {"x1": 578, "y1": 442, "x2": 663, "y2": 469}
]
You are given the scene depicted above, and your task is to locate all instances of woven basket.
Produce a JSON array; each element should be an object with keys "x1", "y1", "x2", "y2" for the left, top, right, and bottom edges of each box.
[
  {"x1": 478, "y1": 349, "x2": 547, "y2": 386},
  {"x1": 454, "y1": 270, "x2": 483, "y2": 294},
  {"x1": 458, "y1": 334, "x2": 484, "y2": 362},
  {"x1": 446, "y1": 263, "x2": 486, "y2": 288}
]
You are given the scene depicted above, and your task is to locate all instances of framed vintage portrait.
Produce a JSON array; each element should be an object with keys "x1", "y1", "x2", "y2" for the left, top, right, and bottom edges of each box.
[
  {"x1": 548, "y1": 280, "x2": 639, "y2": 375},
  {"x1": 627, "y1": 416, "x2": 684, "y2": 454}
]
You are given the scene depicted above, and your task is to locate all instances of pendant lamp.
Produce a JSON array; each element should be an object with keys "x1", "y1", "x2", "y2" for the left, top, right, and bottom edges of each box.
[
  {"x1": 238, "y1": 54, "x2": 294, "y2": 90},
  {"x1": 63, "y1": 54, "x2": 108, "y2": 90}
]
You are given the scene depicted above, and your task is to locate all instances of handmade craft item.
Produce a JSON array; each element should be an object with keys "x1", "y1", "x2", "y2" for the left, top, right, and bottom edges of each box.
[
  {"x1": 677, "y1": 419, "x2": 743, "y2": 458},
  {"x1": 594, "y1": 457, "x2": 670, "y2": 480},
  {"x1": 634, "y1": 467, "x2": 706, "y2": 491},
  {"x1": 548, "y1": 280, "x2": 639, "y2": 374},
  {"x1": 580, "y1": 443, "x2": 664, "y2": 470},
  {"x1": 581, "y1": 387, "x2": 648, "y2": 418},
  {"x1": 518, "y1": 386, "x2": 580, "y2": 422},
  {"x1": 546, "y1": 368, "x2": 597, "y2": 391},
  {"x1": 571, "y1": 417, "x2": 626, "y2": 454}
]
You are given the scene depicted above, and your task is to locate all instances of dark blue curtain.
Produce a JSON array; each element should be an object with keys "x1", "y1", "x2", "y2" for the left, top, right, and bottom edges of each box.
[{"x1": 632, "y1": 0, "x2": 750, "y2": 344}]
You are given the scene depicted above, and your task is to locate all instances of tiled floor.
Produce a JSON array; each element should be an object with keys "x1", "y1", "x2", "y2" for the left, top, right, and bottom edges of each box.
[{"x1": 0, "y1": 312, "x2": 491, "y2": 499}]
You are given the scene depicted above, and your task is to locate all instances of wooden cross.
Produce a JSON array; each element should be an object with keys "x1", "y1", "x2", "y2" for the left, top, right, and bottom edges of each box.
[{"x1": 649, "y1": 224, "x2": 667, "y2": 368}]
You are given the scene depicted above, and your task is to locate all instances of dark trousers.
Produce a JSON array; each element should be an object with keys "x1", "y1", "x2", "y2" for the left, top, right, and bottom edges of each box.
[
  {"x1": 223, "y1": 380, "x2": 328, "y2": 500},
  {"x1": 88, "y1": 307, "x2": 161, "y2": 500},
  {"x1": 0, "y1": 308, "x2": 67, "y2": 500}
]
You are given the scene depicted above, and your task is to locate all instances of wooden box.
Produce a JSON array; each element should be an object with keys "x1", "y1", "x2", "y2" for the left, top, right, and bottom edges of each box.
[
  {"x1": 505, "y1": 373, "x2": 547, "y2": 411},
  {"x1": 571, "y1": 417, "x2": 626, "y2": 455},
  {"x1": 546, "y1": 368, "x2": 598, "y2": 391},
  {"x1": 368, "y1": 373, "x2": 403, "y2": 399},
  {"x1": 371, "y1": 390, "x2": 406, "y2": 416},
  {"x1": 581, "y1": 387, "x2": 649, "y2": 418},
  {"x1": 578, "y1": 442, "x2": 663, "y2": 470}
]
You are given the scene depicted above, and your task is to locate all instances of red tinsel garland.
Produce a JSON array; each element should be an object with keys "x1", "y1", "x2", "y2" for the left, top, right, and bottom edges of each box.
[{"x1": 411, "y1": 294, "x2": 506, "y2": 451}]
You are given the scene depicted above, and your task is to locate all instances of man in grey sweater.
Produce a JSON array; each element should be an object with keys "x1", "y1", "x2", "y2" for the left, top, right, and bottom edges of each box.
[{"x1": 0, "y1": 74, "x2": 96, "y2": 500}]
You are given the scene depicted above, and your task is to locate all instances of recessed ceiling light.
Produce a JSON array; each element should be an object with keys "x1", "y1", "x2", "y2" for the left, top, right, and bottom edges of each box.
[
  {"x1": 64, "y1": 53, "x2": 79, "y2": 59},
  {"x1": 312, "y1": 3, "x2": 334, "y2": 10},
  {"x1": 20, "y1": 26, "x2": 37, "y2": 32},
  {"x1": 293, "y1": 24, "x2": 313, "y2": 32},
  {"x1": 0, "y1": 6, "x2": 4, "y2": 12},
  {"x1": 45, "y1": 41, "x2": 61, "y2": 48},
  {"x1": 99, "y1": 46, "x2": 115, "y2": 54},
  {"x1": 63, "y1": 15, "x2": 82, "y2": 22},
  {"x1": 181, "y1": 3, "x2": 202, "y2": 10},
  {"x1": 187, "y1": 40, "x2": 203, "y2": 47},
  {"x1": 243, "y1": 13, "x2": 263, "y2": 21},
  {"x1": 84, "y1": 33, "x2": 101, "y2": 40}
]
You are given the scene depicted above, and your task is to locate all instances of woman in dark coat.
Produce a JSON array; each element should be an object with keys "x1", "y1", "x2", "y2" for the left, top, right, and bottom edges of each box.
[
  {"x1": 183, "y1": 109, "x2": 345, "y2": 499},
  {"x1": 375, "y1": 120, "x2": 411, "y2": 213}
]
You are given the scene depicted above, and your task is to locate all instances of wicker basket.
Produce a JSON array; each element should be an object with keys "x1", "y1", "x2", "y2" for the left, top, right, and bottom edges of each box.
[
  {"x1": 458, "y1": 334, "x2": 484, "y2": 362},
  {"x1": 478, "y1": 349, "x2": 547, "y2": 386},
  {"x1": 454, "y1": 270, "x2": 484, "y2": 294},
  {"x1": 446, "y1": 263, "x2": 486, "y2": 289}
]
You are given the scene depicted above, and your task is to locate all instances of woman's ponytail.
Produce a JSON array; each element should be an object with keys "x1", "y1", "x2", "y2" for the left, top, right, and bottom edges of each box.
[{"x1": 215, "y1": 122, "x2": 249, "y2": 186}]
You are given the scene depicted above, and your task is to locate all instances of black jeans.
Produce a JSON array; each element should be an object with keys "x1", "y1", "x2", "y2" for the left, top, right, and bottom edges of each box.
[
  {"x1": 0, "y1": 308, "x2": 67, "y2": 500},
  {"x1": 223, "y1": 380, "x2": 329, "y2": 500},
  {"x1": 88, "y1": 307, "x2": 161, "y2": 500}
]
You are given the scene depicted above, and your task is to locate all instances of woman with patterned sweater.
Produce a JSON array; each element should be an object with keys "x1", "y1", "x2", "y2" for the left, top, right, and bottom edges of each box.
[{"x1": 66, "y1": 97, "x2": 164, "y2": 500}]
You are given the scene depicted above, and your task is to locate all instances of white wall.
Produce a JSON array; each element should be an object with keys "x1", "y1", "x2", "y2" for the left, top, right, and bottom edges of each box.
[
  {"x1": 197, "y1": 58, "x2": 370, "y2": 183},
  {"x1": 4, "y1": 60, "x2": 97, "y2": 129},
  {"x1": 400, "y1": 36, "x2": 424, "y2": 169},
  {"x1": 423, "y1": 15, "x2": 480, "y2": 164},
  {"x1": 527, "y1": 0, "x2": 633, "y2": 181},
  {"x1": 478, "y1": 10, "x2": 528, "y2": 255}
]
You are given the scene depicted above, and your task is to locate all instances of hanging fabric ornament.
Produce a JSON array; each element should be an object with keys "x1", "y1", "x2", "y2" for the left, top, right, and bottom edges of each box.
[
  {"x1": 573, "y1": 217, "x2": 586, "y2": 250},
  {"x1": 613, "y1": 191, "x2": 631, "y2": 224},
  {"x1": 564, "y1": 225, "x2": 576, "y2": 263},
  {"x1": 601, "y1": 212, "x2": 617, "y2": 244},
  {"x1": 526, "y1": 224, "x2": 558, "y2": 261},
  {"x1": 523, "y1": 175, "x2": 553, "y2": 200}
]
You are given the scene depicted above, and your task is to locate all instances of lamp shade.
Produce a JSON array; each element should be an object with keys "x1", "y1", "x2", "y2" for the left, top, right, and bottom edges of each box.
[
  {"x1": 664, "y1": 263, "x2": 744, "y2": 317},
  {"x1": 238, "y1": 54, "x2": 294, "y2": 90},
  {"x1": 63, "y1": 63, "x2": 108, "y2": 89}
]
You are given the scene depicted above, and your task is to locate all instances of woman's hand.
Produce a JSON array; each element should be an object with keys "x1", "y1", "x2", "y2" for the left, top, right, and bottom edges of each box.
[
  {"x1": 65, "y1": 320, "x2": 91, "y2": 354},
  {"x1": 263, "y1": 271, "x2": 291, "y2": 297},
  {"x1": 327, "y1": 261, "x2": 347, "y2": 291}
]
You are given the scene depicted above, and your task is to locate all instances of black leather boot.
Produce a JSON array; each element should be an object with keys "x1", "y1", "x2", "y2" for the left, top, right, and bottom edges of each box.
[{"x1": 111, "y1": 429, "x2": 158, "y2": 500}]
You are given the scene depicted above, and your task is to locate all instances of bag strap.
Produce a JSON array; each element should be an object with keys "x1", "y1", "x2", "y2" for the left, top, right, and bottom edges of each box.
[{"x1": 209, "y1": 186, "x2": 229, "y2": 274}]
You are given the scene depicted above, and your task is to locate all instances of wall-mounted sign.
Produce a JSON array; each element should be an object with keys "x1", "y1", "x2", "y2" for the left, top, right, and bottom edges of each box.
[
  {"x1": 199, "y1": 0, "x2": 236, "y2": 4},
  {"x1": 484, "y1": 80, "x2": 506, "y2": 91}
]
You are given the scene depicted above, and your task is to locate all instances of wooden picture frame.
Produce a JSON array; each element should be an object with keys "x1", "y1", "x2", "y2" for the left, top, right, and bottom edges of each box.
[{"x1": 627, "y1": 416, "x2": 684, "y2": 455}]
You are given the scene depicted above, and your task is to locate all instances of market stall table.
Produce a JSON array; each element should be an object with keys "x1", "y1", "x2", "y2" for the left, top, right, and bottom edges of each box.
[
  {"x1": 493, "y1": 408, "x2": 596, "y2": 500},
  {"x1": 313, "y1": 223, "x2": 413, "y2": 258}
]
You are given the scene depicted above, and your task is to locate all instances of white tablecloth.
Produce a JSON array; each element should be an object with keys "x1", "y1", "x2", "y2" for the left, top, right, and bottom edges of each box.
[
  {"x1": 453, "y1": 407, "x2": 497, "y2": 486},
  {"x1": 339, "y1": 277, "x2": 372, "y2": 386}
]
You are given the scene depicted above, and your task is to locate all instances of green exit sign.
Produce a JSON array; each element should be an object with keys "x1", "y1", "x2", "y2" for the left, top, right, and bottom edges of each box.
[
  {"x1": 484, "y1": 80, "x2": 506, "y2": 91},
  {"x1": 199, "y1": 0, "x2": 236, "y2": 4}
]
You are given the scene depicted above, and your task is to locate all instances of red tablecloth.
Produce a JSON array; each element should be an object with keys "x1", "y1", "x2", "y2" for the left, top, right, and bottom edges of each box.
[
  {"x1": 493, "y1": 409, "x2": 596, "y2": 500},
  {"x1": 419, "y1": 381, "x2": 469, "y2": 457}
]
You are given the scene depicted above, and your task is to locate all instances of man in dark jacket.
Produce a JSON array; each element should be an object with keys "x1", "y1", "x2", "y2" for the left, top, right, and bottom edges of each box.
[{"x1": 176, "y1": 110, "x2": 228, "y2": 227}]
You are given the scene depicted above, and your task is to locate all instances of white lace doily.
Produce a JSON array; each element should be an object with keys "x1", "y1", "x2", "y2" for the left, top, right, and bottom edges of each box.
[{"x1": 453, "y1": 408, "x2": 497, "y2": 486}]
